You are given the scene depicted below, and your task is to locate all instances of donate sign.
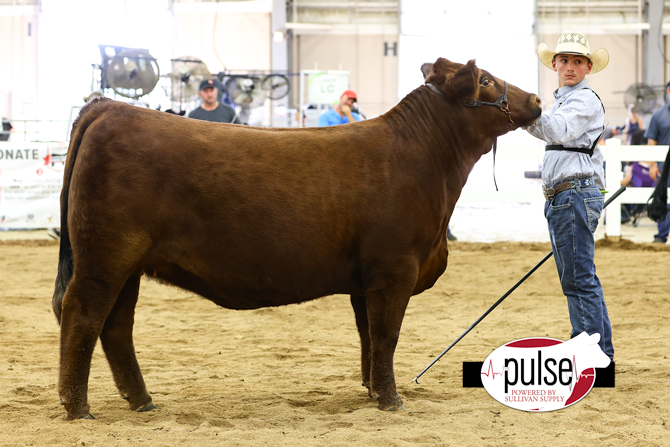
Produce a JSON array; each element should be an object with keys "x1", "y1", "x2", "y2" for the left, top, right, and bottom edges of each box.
[
  {"x1": 0, "y1": 143, "x2": 66, "y2": 229},
  {"x1": 308, "y1": 72, "x2": 349, "y2": 104},
  {"x1": 481, "y1": 333, "x2": 611, "y2": 412}
]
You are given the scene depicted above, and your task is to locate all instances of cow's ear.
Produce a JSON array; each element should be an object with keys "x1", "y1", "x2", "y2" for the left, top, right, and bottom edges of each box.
[
  {"x1": 445, "y1": 59, "x2": 479, "y2": 100},
  {"x1": 424, "y1": 58, "x2": 450, "y2": 90},
  {"x1": 420, "y1": 63, "x2": 433, "y2": 80}
]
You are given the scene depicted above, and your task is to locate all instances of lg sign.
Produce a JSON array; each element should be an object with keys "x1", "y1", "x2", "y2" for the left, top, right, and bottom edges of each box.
[
  {"x1": 307, "y1": 73, "x2": 349, "y2": 104},
  {"x1": 481, "y1": 333, "x2": 611, "y2": 412}
]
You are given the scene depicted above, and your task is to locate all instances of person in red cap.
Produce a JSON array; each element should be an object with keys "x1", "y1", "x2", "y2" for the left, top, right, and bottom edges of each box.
[
  {"x1": 317, "y1": 90, "x2": 362, "y2": 127},
  {"x1": 188, "y1": 78, "x2": 242, "y2": 124}
]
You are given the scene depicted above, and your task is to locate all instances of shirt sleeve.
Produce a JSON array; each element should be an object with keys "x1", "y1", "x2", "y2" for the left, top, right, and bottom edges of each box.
[
  {"x1": 352, "y1": 112, "x2": 362, "y2": 122},
  {"x1": 645, "y1": 112, "x2": 659, "y2": 141},
  {"x1": 526, "y1": 91, "x2": 602, "y2": 146}
]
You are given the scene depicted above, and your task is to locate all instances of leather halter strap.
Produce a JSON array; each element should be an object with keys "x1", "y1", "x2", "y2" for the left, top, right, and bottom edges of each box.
[
  {"x1": 464, "y1": 81, "x2": 514, "y2": 127},
  {"x1": 424, "y1": 81, "x2": 513, "y2": 191},
  {"x1": 426, "y1": 82, "x2": 447, "y2": 99},
  {"x1": 425, "y1": 80, "x2": 513, "y2": 126}
]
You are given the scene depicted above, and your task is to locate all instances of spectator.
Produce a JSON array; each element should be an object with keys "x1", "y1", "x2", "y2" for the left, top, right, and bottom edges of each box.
[
  {"x1": 619, "y1": 128, "x2": 650, "y2": 223},
  {"x1": 623, "y1": 104, "x2": 644, "y2": 145},
  {"x1": 317, "y1": 90, "x2": 362, "y2": 127},
  {"x1": 599, "y1": 126, "x2": 618, "y2": 145},
  {"x1": 644, "y1": 81, "x2": 670, "y2": 243},
  {"x1": 1, "y1": 118, "x2": 13, "y2": 141},
  {"x1": 188, "y1": 79, "x2": 242, "y2": 124},
  {"x1": 619, "y1": 129, "x2": 652, "y2": 224},
  {"x1": 621, "y1": 162, "x2": 655, "y2": 188}
]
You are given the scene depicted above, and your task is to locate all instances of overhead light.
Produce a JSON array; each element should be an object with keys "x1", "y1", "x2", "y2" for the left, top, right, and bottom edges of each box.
[{"x1": 273, "y1": 31, "x2": 285, "y2": 43}]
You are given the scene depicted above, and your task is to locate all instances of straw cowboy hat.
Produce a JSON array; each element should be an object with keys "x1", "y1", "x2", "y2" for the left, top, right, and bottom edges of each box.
[{"x1": 537, "y1": 31, "x2": 609, "y2": 74}]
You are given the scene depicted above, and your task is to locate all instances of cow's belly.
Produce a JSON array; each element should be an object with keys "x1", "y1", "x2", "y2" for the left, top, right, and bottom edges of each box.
[
  {"x1": 145, "y1": 245, "x2": 366, "y2": 310},
  {"x1": 413, "y1": 241, "x2": 448, "y2": 295}
]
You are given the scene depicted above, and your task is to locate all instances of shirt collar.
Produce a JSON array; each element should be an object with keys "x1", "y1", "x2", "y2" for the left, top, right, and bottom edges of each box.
[{"x1": 553, "y1": 78, "x2": 590, "y2": 100}]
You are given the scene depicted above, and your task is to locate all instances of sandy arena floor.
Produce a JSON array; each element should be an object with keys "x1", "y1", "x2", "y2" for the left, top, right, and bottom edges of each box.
[{"x1": 1, "y1": 238, "x2": 669, "y2": 446}]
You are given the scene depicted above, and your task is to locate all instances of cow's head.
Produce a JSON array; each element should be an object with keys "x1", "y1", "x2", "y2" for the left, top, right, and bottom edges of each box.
[{"x1": 422, "y1": 58, "x2": 541, "y2": 132}]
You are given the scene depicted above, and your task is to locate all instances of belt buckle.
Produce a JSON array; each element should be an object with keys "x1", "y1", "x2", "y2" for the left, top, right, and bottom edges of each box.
[
  {"x1": 573, "y1": 178, "x2": 593, "y2": 189},
  {"x1": 542, "y1": 185, "x2": 556, "y2": 200}
]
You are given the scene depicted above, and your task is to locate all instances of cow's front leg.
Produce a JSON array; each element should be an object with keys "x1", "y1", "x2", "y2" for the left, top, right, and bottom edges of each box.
[
  {"x1": 364, "y1": 281, "x2": 413, "y2": 411},
  {"x1": 350, "y1": 294, "x2": 371, "y2": 396}
]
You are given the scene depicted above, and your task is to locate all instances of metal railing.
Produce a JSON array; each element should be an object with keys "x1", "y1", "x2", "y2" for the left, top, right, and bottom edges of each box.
[{"x1": 1, "y1": 120, "x2": 70, "y2": 143}]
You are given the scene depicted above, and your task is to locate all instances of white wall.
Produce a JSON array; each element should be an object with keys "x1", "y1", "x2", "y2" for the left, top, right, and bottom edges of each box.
[
  {"x1": 398, "y1": 0, "x2": 538, "y2": 149},
  {"x1": 172, "y1": 2, "x2": 271, "y2": 74},
  {"x1": 0, "y1": 5, "x2": 39, "y2": 120}
]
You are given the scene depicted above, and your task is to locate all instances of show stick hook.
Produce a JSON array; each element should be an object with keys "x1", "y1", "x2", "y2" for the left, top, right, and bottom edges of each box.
[{"x1": 410, "y1": 185, "x2": 626, "y2": 385}]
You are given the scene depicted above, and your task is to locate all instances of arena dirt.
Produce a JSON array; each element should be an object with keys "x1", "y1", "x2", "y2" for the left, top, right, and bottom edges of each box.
[{"x1": 1, "y1": 240, "x2": 668, "y2": 446}]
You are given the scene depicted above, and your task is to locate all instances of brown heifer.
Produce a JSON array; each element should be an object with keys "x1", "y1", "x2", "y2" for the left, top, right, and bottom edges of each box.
[{"x1": 53, "y1": 58, "x2": 542, "y2": 420}]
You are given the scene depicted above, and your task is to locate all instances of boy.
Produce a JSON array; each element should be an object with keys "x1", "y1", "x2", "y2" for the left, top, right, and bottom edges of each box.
[{"x1": 526, "y1": 31, "x2": 613, "y2": 360}]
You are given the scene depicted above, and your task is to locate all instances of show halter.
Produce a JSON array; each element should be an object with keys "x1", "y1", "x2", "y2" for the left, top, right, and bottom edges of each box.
[{"x1": 425, "y1": 81, "x2": 514, "y2": 191}]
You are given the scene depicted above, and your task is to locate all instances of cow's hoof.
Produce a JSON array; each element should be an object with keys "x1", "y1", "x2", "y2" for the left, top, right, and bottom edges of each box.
[
  {"x1": 136, "y1": 402, "x2": 158, "y2": 412},
  {"x1": 378, "y1": 395, "x2": 405, "y2": 411},
  {"x1": 66, "y1": 412, "x2": 95, "y2": 421},
  {"x1": 362, "y1": 382, "x2": 373, "y2": 398},
  {"x1": 63, "y1": 402, "x2": 92, "y2": 420}
]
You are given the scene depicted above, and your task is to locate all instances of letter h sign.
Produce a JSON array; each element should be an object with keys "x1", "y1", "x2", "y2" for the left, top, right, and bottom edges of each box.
[{"x1": 384, "y1": 42, "x2": 397, "y2": 57}]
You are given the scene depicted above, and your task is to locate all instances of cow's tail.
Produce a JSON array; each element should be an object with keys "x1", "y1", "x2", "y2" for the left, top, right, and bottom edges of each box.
[
  {"x1": 52, "y1": 97, "x2": 113, "y2": 324},
  {"x1": 648, "y1": 147, "x2": 670, "y2": 223}
]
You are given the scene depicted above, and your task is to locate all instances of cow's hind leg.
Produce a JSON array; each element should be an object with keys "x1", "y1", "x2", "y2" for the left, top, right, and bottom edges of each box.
[
  {"x1": 100, "y1": 270, "x2": 155, "y2": 413},
  {"x1": 58, "y1": 275, "x2": 125, "y2": 420},
  {"x1": 350, "y1": 294, "x2": 372, "y2": 397},
  {"x1": 365, "y1": 274, "x2": 415, "y2": 411}
]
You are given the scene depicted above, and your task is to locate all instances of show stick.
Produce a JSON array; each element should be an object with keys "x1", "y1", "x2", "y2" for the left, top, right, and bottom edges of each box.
[{"x1": 410, "y1": 185, "x2": 626, "y2": 385}]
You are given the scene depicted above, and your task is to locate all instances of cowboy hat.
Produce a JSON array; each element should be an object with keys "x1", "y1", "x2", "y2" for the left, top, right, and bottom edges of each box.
[{"x1": 537, "y1": 31, "x2": 609, "y2": 74}]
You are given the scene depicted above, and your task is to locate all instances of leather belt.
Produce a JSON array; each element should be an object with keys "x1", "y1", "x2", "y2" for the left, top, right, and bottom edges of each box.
[{"x1": 542, "y1": 178, "x2": 596, "y2": 200}]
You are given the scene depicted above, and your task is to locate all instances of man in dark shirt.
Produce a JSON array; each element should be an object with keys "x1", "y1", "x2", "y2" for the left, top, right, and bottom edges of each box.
[
  {"x1": 645, "y1": 81, "x2": 670, "y2": 243},
  {"x1": 188, "y1": 79, "x2": 242, "y2": 124}
]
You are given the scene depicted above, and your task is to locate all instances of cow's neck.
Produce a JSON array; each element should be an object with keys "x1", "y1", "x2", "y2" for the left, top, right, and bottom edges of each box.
[{"x1": 382, "y1": 87, "x2": 496, "y2": 189}]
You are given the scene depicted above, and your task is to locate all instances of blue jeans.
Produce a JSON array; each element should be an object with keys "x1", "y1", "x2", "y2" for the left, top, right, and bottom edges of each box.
[
  {"x1": 655, "y1": 207, "x2": 670, "y2": 242},
  {"x1": 544, "y1": 184, "x2": 614, "y2": 359},
  {"x1": 654, "y1": 162, "x2": 670, "y2": 242}
]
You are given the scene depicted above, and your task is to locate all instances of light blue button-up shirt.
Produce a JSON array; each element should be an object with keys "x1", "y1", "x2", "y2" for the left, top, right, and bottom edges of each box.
[
  {"x1": 526, "y1": 79, "x2": 605, "y2": 189},
  {"x1": 317, "y1": 108, "x2": 362, "y2": 127}
]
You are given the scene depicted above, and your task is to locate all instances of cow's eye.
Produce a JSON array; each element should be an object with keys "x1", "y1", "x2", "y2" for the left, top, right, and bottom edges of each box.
[{"x1": 482, "y1": 78, "x2": 490, "y2": 87}]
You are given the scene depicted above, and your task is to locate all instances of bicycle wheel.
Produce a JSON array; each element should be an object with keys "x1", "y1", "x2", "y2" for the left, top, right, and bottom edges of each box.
[{"x1": 262, "y1": 74, "x2": 290, "y2": 100}]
